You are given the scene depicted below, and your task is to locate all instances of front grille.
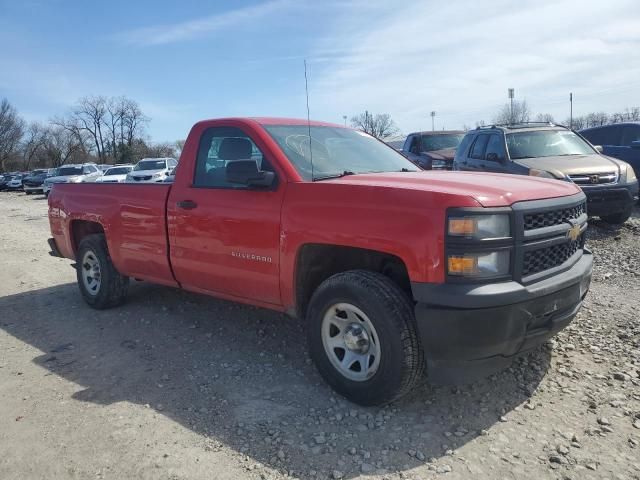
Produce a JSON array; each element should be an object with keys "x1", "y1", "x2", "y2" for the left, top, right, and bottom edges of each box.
[
  {"x1": 133, "y1": 176, "x2": 152, "y2": 181},
  {"x1": 523, "y1": 202, "x2": 585, "y2": 230},
  {"x1": 569, "y1": 172, "x2": 617, "y2": 185},
  {"x1": 523, "y1": 235, "x2": 582, "y2": 276}
]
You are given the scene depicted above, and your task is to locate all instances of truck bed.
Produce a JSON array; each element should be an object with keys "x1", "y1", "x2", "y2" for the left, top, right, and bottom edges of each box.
[{"x1": 48, "y1": 183, "x2": 178, "y2": 287}]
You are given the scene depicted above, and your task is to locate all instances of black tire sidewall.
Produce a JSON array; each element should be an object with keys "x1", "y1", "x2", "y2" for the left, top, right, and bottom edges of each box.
[
  {"x1": 307, "y1": 273, "x2": 413, "y2": 405},
  {"x1": 76, "y1": 235, "x2": 126, "y2": 309}
]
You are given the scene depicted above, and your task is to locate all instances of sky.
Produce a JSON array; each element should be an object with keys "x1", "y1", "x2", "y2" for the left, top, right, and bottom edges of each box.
[{"x1": 1, "y1": 0, "x2": 639, "y2": 142}]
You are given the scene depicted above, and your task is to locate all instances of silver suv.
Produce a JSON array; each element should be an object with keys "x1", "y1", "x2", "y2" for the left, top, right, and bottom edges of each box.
[{"x1": 43, "y1": 163, "x2": 103, "y2": 196}]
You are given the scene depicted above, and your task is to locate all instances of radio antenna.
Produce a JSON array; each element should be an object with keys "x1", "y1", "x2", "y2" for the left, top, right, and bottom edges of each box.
[{"x1": 304, "y1": 59, "x2": 314, "y2": 180}]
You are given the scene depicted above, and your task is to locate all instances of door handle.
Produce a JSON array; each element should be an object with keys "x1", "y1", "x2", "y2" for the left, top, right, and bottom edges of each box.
[{"x1": 176, "y1": 200, "x2": 198, "y2": 210}]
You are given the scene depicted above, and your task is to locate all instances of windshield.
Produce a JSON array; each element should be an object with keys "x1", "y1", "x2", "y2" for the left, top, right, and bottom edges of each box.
[
  {"x1": 57, "y1": 166, "x2": 83, "y2": 176},
  {"x1": 135, "y1": 159, "x2": 166, "y2": 171},
  {"x1": 506, "y1": 130, "x2": 595, "y2": 160},
  {"x1": 263, "y1": 125, "x2": 419, "y2": 180},
  {"x1": 421, "y1": 134, "x2": 464, "y2": 152},
  {"x1": 104, "y1": 166, "x2": 132, "y2": 175},
  {"x1": 31, "y1": 169, "x2": 47, "y2": 176}
]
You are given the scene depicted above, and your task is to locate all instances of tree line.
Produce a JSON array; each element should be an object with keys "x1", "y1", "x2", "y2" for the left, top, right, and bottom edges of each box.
[{"x1": 0, "y1": 97, "x2": 181, "y2": 173}]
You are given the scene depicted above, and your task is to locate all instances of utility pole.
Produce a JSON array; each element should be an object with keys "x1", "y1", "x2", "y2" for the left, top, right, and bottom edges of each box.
[
  {"x1": 508, "y1": 88, "x2": 515, "y2": 124},
  {"x1": 569, "y1": 93, "x2": 573, "y2": 129},
  {"x1": 342, "y1": 115, "x2": 347, "y2": 127},
  {"x1": 430, "y1": 111, "x2": 436, "y2": 131}
]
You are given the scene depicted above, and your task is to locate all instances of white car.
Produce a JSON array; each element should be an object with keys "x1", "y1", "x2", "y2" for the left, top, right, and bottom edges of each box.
[
  {"x1": 43, "y1": 163, "x2": 102, "y2": 196},
  {"x1": 6, "y1": 174, "x2": 24, "y2": 190},
  {"x1": 96, "y1": 165, "x2": 134, "y2": 183},
  {"x1": 126, "y1": 158, "x2": 178, "y2": 183}
]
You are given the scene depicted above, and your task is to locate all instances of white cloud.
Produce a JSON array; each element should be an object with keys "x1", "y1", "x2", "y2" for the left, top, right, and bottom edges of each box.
[
  {"x1": 116, "y1": 0, "x2": 292, "y2": 46},
  {"x1": 309, "y1": 0, "x2": 640, "y2": 131}
]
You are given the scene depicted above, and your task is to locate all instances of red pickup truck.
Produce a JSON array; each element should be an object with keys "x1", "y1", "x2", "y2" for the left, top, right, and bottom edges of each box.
[{"x1": 48, "y1": 117, "x2": 593, "y2": 405}]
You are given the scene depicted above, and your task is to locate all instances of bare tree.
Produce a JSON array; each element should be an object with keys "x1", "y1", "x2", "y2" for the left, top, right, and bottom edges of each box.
[
  {"x1": 350, "y1": 111, "x2": 399, "y2": 139},
  {"x1": 535, "y1": 113, "x2": 555, "y2": 123},
  {"x1": 21, "y1": 122, "x2": 48, "y2": 170},
  {"x1": 493, "y1": 100, "x2": 531, "y2": 125},
  {"x1": 0, "y1": 98, "x2": 25, "y2": 171},
  {"x1": 42, "y1": 125, "x2": 89, "y2": 167}
]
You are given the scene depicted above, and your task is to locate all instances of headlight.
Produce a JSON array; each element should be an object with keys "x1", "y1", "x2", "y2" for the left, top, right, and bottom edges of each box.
[
  {"x1": 529, "y1": 168, "x2": 555, "y2": 179},
  {"x1": 448, "y1": 251, "x2": 510, "y2": 277},
  {"x1": 623, "y1": 164, "x2": 637, "y2": 183},
  {"x1": 68, "y1": 176, "x2": 83, "y2": 183},
  {"x1": 448, "y1": 214, "x2": 510, "y2": 240}
]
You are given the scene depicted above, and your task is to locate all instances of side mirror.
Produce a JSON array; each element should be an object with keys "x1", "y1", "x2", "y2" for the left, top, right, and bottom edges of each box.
[
  {"x1": 226, "y1": 160, "x2": 275, "y2": 188},
  {"x1": 486, "y1": 152, "x2": 498, "y2": 162},
  {"x1": 631, "y1": 140, "x2": 640, "y2": 150},
  {"x1": 594, "y1": 145, "x2": 604, "y2": 153}
]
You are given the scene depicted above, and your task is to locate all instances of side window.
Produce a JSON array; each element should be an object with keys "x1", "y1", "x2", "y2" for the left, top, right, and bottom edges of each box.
[
  {"x1": 484, "y1": 134, "x2": 506, "y2": 161},
  {"x1": 194, "y1": 127, "x2": 271, "y2": 188},
  {"x1": 83, "y1": 165, "x2": 93, "y2": 174},
  {"x1": 621, "y1": 125, "x2": 640, "y2": 146},
  {"x1": 470, "y1": 135, "x2": 490, "y2": 159}
]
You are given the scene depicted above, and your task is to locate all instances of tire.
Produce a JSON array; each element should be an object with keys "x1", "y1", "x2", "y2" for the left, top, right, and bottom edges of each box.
[
  {"x1": 600, "y1": 208, "x2": 632, "y2": 225},
  {"x1": 25, "y1": 191, "x2": 32, "y2": 195},
  {"x1": 76, "y1": 234, "x2": 129, "y2": 309},
  {"x1": 307, "y1": 270, "x2": 424, "y2": 406}
]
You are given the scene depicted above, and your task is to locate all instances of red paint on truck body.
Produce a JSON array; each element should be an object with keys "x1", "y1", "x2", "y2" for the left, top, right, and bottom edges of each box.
[{"x1": 48, "y1": 118, "x2": 581, "y2": 313}]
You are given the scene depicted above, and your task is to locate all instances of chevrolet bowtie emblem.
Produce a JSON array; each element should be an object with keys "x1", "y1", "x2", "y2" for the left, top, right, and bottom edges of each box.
[
  {"x1": 567, "y1": 224, "x2": 581, "y2": 241},
  {"x1": 589, "y1": 174, "x2": 599, "y2": 184}
]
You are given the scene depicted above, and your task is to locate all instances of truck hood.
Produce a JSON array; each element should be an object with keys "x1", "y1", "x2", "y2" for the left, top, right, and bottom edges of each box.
[
  {"x1": 129, "y1": 169, "x2": 165, "y2": 176},
  {"x1": 325, "y1": 171, "x2": 581, "y2": 207},
  {"x1": 514, "y1": 154, "x2": 620, "y2": 178}
]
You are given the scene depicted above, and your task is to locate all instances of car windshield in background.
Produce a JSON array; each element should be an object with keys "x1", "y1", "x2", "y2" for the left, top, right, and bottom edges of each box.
[
  {"x1": 264, "y1": 126, "x2": 419, "y2": 180},
  {"x1": 421, "y1": 134, "x2": 464, "y2": 152},
  {"x1": 31, "y1": 170, "x2": 47, "y2": 176},
  {"x1": 104, "y1": 167, "x2": 132, "y2": 175},
  {"x1": 506, "y1": 130, "x2": 595, "y2": 160},
  {"x1": 135, "y1": 160, "x2": 166, "y2": 171},
  {"x1": 57, "y1": 166, "x2": 83, "y2": 176}
]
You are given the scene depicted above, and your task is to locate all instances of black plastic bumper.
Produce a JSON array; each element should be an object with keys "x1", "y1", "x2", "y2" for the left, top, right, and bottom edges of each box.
[
  {"x1": 582, "y1": 181, "x2": 638, "y2": 216},
  {"x1": 412, "y1": 250, "x2": 592, "y2": 384}
]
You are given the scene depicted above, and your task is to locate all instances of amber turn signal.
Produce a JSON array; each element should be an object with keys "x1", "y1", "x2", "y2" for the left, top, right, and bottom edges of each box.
[
  {"x1": 447, "y1": 255, "x2": 478, "y2": 275},
  {"x1": 448, "y1": 218, "x2": 477, "y2": 236}
]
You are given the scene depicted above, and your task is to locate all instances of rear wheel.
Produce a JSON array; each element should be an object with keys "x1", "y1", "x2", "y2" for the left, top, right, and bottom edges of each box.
[
  {"x1": 307, "y1": 270, "x2": 424, "y2": 406},
  {"x1": 76, "y1": 234, "x2": 129, "y2": 309},
  {"x1": 25, "y1": 190, "x2": 32, "y2": 195},
  {"x1": 601, "y1": 208, "x2": 632, "y2": 225}
]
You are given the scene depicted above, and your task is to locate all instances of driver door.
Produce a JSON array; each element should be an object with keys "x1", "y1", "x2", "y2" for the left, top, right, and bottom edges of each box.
[{"x1": 167, "y1": 126, "x2": 283, "y2": 306}]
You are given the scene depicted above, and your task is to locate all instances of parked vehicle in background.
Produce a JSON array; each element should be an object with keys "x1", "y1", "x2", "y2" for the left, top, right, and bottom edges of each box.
[
  {"x1": 454, "y1": 123, "x2": 639, "y2": 224},
  {"x1": 126, "y1": 158, "x2": 177, "y2": 183},
  {"x1": 579, "y1": 122, "x2": 640, "y2": 180},
  {"x1": 0, "y1": 174, "x2": 16, "y2": 191},
  {"x1": 403, "y1": 131, "x2": 465, "y2": 169},
  {"x1": 22, "y1": 169, "x2": 51, "y2": 194},
  {"x1": 5, "y1": 174, "x2": 24, "y2": 191},
  {"x1": 43, "y1": 163, "x2": 102, "y2": 197},
  {"x1": 48, "y1": 117, "x2": 592, "y2": 405},
  {"x1": 163, "y1": 167, "x2": 176, "y2": 183},
  {"x1": 97, "y1": 164, "x2": 111, "y2": 172},
  {"x1": 96, "y1": 165, "x2": 134, "y2": 183}
]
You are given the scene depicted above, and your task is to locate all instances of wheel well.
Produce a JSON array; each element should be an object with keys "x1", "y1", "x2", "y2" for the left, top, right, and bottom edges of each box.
[
  {"x1": 294, "y1": 244, "x2": 412, "y2": 318},
  {"x1": 70, "y1": 220, "x2": 105, "y2": 253}
]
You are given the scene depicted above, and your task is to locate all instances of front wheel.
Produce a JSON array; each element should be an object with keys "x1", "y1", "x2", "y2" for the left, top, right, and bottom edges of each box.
[
  {"x1": 76, "y1": 234, "x2": 129, "y2": 309},
  {"x1": 307, "y1": 270, "x2": 424, "y2": 406},
  {"x1": 600, "y1": 208, "x2": 632, "y2": 225}
]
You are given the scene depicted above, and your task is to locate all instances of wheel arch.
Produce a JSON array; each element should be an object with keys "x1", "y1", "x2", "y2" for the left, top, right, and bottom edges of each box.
[
  {"x1": 69, "y1": 220, "x2": 106, "y2": 254},
  {"x1": 293, "y1": 243, "x2": 412, "y2": 319}
]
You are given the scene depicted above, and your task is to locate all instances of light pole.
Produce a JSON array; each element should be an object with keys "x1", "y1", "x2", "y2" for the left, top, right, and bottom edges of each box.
[
  {"x1": 569, "y1": 93, "x2": 573, "y2": 129},
  {"x1": 508, "y1": 88, "x2": 514, "y2": 124},
  {"x1": 342, "y1": 115, "x2": 347, "y2": 127},
  {"x1": 430, "y1": 111, "x2": 436, "y2": 131}
]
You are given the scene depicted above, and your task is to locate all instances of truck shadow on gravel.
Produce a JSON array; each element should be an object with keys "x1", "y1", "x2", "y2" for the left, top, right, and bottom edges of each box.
[{"x1": 1, "y1": 282, "x2": 551, "y2": 478}]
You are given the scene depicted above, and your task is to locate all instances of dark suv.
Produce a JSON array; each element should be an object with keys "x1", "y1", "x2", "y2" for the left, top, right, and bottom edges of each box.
[
  {"x1": 580, "y1": 122, "x2": 640, "y2": 179},
  {"x1": 403, "y1": 130, "x2": 465, "y2": 170},
  {"x1": 453, "y1": 123, "x2": 639, "y2": 224}
]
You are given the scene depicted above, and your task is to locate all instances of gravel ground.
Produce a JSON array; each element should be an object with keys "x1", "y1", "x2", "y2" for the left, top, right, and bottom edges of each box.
[{"x1": 0, "y1": 191, "x2": 639, "y2": 480}]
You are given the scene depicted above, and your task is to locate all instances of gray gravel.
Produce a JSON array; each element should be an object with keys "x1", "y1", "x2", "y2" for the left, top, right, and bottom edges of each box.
[{"x1": 0, "y1": 191, "x2": 639, "y2": 480}]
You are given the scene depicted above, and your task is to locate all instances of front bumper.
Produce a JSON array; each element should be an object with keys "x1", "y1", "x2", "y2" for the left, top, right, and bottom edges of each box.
[
  {"x1": 24, "y1": 184, "x2": 44, "y2": 192},
  {"x1": 412, "y1": 250, "x2": 592, "y2": 384},
  {"x1": 581, "y1": 181, "x2": 638, "y2": 216}
]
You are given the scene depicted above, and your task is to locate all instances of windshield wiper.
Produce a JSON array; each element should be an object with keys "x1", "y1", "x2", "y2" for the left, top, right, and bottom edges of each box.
[{"x1": 313, "y1": 170, "x2": 356, "y2": 181}]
